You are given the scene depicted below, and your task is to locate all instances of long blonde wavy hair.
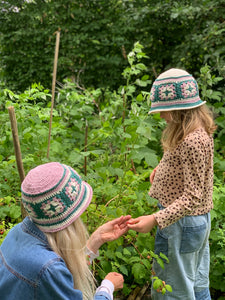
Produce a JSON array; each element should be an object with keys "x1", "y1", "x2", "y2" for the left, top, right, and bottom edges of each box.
[
  {"x1": 45, "y1": 218, "x2": 95, "y2": 300},
  {"x1": 161, "y1": 104, "x2": 217, "y2": 151}
]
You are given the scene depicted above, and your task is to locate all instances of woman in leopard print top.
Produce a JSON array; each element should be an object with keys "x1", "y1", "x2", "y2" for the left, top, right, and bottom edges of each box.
[{"x1": 128, "y1": 68, "x2": 217, "y2": 300}]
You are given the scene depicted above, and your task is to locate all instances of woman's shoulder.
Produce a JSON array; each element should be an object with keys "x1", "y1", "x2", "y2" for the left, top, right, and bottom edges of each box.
[
  {"x1": 184, "y1": 127, "x2": 211, "y2": 145},
  {"x1": 177, "y1": 128, "x2": 213, "y2": 154}
]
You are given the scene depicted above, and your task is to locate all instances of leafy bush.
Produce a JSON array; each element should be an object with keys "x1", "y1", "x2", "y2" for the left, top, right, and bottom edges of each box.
[
  {"x1": 210, "y1": 183, "x2": 225, "y2": 293},
  {"x1": 0, "y1": 43, "x2": 224, "y2": 298},
  {"x1": 1, "y1": 0, "x2": 225, "y2": 96},
  {"x1": 0, "y1": 196, "x2": 22, "y2": 246}
]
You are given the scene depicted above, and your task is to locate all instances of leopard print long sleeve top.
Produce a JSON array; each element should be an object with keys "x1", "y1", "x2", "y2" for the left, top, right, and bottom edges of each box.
[{"x1": 149, "y1": 128, "x2": 214, "y2": 229}]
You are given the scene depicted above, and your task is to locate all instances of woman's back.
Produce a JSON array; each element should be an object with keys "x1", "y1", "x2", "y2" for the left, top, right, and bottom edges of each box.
[{"x1": 0, "y1": 217, "x2": 83, "y2": 300}]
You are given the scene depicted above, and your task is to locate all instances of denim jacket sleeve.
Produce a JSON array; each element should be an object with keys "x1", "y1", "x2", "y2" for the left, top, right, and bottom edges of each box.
[
  {"x1": 38, "y1": 259, "x2": 83, "y2": 299},
  {"x1": 38, "y1": 259, "x2": 112, "y2": 300}
]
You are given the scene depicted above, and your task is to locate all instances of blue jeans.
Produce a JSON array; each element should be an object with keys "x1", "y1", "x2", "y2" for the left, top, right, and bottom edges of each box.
[{"x1": 151, "y1": 208, "x2": 211, "y2": 300}]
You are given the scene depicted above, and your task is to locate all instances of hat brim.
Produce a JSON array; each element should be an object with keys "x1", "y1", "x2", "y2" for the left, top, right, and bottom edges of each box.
[{"x1": 149, "y1": 100, "x2": 206, "y2": 114}]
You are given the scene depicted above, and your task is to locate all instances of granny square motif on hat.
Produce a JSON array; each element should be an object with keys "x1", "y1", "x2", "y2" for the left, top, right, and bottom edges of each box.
[
  {"x1": 21, "y1": 162, "x2": 92, "y2": 232},
  {"x1": 149, "y1": 68, "x2": 206, "y2": 113}
]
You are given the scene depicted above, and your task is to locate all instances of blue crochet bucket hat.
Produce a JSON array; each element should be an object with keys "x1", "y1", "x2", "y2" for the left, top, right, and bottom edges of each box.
[{"x1": 149, "y1": 68, "x2": 206, "y2": 114}]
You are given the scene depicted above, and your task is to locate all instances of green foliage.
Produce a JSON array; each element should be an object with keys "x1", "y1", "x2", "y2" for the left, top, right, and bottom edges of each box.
[
  {"x1": 198, "y1": 65, "x2": 225, "y2": 182},
  {"x1": 0, "y1": 83, "x2": 52, "y2": 196},
  {"x1": 0, "y1": 221, "x2": 15, "y2": 246},
  {"x1": 197, "y1": 64, "x2": 225, "y2": 296},
  {"x1": 0, "y1": 196, "x2": 21, "y2": 222},
  {"x1": 152, "y1": 276, "x2": 173, "y2": 295},
  {"x1": 1, "y1": 0, "x2": 225, "y2": 97},
  {"x1": 0, "y1": 45, "x2": 163, "y2": 294},
  {"x1": 0, "y1": 0, "x2": 132, "y2": 91},
  {"x1": 0, "y1": 196, "x2": 22, "y2": 246},
  {"x1": 210, "y1": 183, "x2": 225, "y2": 292},
  {"x1": 0, "y1": 43, "x2": 224, "y2": 297}
]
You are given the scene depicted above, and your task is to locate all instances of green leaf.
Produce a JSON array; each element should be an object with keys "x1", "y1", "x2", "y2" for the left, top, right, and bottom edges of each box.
[
  {"x1": 136, "y1": 125, "x2": 151, "y2": 139},
  {"x1": 9, "y1": 205, "x2": 21, "y2": 220},
  {"x1": 131, "y1": 263, "x2": 146, "y2": 279},
  {"x1": 136, "y1": 93, "x2": 143, "y2": 102},
  {"x1": 100, "y1": 260, "x2": 112, "y2": 274},
  {"x1": 141, "y1": 75, "x2": 149, "y2": 81},
  {"x1": 165, "y1": 285, "x2": 173, "y2": 292},
  {"x1": 153, "y1": 279, "x2": 162, "y2": 290},
  {"x1": 115, "y1": 251, "x2": 123, "y2": 259},
  {"x1": 135, "y1": 79, "x2": 150, "y2": 87},
  {"x1": 159, "y1": 252, "x2": 169, "y2": 263},
  {"x1": 128, "y1": 257, "x2": 141, "y2": 264},
  {"x1": 123, "y1": 248, "x2": 132, "y2": 256},
  {"x1": 91, "y1": 40, "x2": 100, "y2": 44},
  {"x1": 156, "y1": 257, "x2": 165, "y2": 269},
  {"x1": 142, "y1": 258, "x2": 151, "y2": 269},
  {"x1": 119, "y1": 265, "x2": 128, "y2": 276}
]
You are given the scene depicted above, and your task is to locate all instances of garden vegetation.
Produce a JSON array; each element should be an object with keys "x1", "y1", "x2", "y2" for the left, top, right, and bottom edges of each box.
[{"x1": 0, "y1": 1, "x2": 225, "y2": 299}]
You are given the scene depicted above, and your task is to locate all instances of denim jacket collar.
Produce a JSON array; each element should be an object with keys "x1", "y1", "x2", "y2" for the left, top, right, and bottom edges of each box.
[{"x1": 22, "y1": 216, "x2": 48, "y2": 244}]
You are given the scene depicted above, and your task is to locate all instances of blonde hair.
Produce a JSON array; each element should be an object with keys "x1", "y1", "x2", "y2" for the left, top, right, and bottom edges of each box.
[
  {"x1": 161, "y1": 104, "x2": 217, "y2": 151},
  {"x1": 45, "y1": 218, "x2": 95, "y2": 300}
]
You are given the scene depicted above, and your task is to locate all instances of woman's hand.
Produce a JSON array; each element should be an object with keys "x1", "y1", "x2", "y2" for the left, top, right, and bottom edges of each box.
[
  {"x1": 87, "y1": 215, "x2": 131, "y2": 253},
  {"x1": 105, "y1": 272, "x2": 124, "y2": 291},
  {"x1": 127, "y1": 215, "x2": 158, "y2": 233},
  {"x1": 150, "y1": 166, "x2": 158, "y2": 184}
]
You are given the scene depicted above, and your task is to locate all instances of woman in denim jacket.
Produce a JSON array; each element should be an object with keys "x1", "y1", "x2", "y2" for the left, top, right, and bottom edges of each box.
[
  {"x1": 127, "y1": 69, "x2": 216, "y2": 299},
  {"x1": 0, "y1": 162, "x2": 131, "y2": 300}
]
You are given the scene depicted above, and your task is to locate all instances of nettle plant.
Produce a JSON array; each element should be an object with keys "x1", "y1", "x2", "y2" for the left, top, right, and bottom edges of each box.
[
  {"x1": 1, "y1": 43, "x2": 224, "y2": 297},
  {"x1": 2, "y1": 43, "x2": 225, "y2": 297},
  {"x1": 66, "y1": 42, "x2": 171, "y2": 295},
  {"x1": 209, "y1": 183, "x2": 225, "y2": 294},
  {"x1": 0, "y1": 43, "x2": 171, "y2": 296}
]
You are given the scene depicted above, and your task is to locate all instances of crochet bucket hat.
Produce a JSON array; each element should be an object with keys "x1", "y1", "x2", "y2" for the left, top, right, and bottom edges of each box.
[
  {"x1": 149, "y1": 68, "x2": 206, "y2": 113},
  {"x1": 21, "y1": 162, "x2": 93, "y2": 232}
]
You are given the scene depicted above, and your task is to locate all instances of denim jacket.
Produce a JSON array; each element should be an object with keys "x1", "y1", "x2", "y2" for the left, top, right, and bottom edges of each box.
[{"x1": 0, "y1": 217, "x2": 111, "y2": 300}]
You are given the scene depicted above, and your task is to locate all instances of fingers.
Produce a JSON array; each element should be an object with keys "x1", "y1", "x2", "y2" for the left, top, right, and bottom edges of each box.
[
  {"x1": 126, "y1": 217, "x2": 140, "y2": 225},
  {"x1": 110, "y1": 216, "x2": 123, "y2": 225},
  {"x1": 122, "y1": 215, "x2": 131, "y2": 221},
  {"x1": 110, "y1": 215, "x2": 131, "y2": 226},
  {"x1": 150, "y1": 173, "x2": 154, "y2": 184},
  {"x1": 150, "y1": 170, "x2": 155, "y2": 184},
  {"x1": 150, "y1": 166, "x2": 159, "y2": 183},
  {"x1": 127, "y1": 223, "x2": 141, "y2": 231},
  {"x1": 126, "y1": 218, "x2": 143, "y2": 232}
]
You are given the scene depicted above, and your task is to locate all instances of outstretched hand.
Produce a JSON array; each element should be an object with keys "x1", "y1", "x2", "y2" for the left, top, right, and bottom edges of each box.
[
  {"x1": 87, "y1": 215, "x2": 131, "y2": 253},
  {"x1": 127, "y1": 215, "x2": 157, "y2": 233}
]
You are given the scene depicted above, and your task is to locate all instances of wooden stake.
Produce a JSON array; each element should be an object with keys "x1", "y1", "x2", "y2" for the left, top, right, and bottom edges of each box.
[
  {"x1": 84, "y1": 120, "x2": 88, "y2": 176},
  {"x1": 8, "y1": 106, "x2": 27, "y2": 219},
  {"x1": 47, "y1": 30, "x2": 61, "y2": 158}
]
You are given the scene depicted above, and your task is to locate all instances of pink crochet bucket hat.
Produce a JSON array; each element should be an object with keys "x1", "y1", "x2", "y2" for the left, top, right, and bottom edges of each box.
[{"x1": 21, "y1": 162, "x2": 92, "y2": 232}]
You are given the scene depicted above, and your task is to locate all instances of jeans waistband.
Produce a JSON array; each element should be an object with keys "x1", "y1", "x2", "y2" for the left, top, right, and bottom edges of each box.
[{"x1": 157, "y1": 202, "x2": 165, "y2": 210}]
